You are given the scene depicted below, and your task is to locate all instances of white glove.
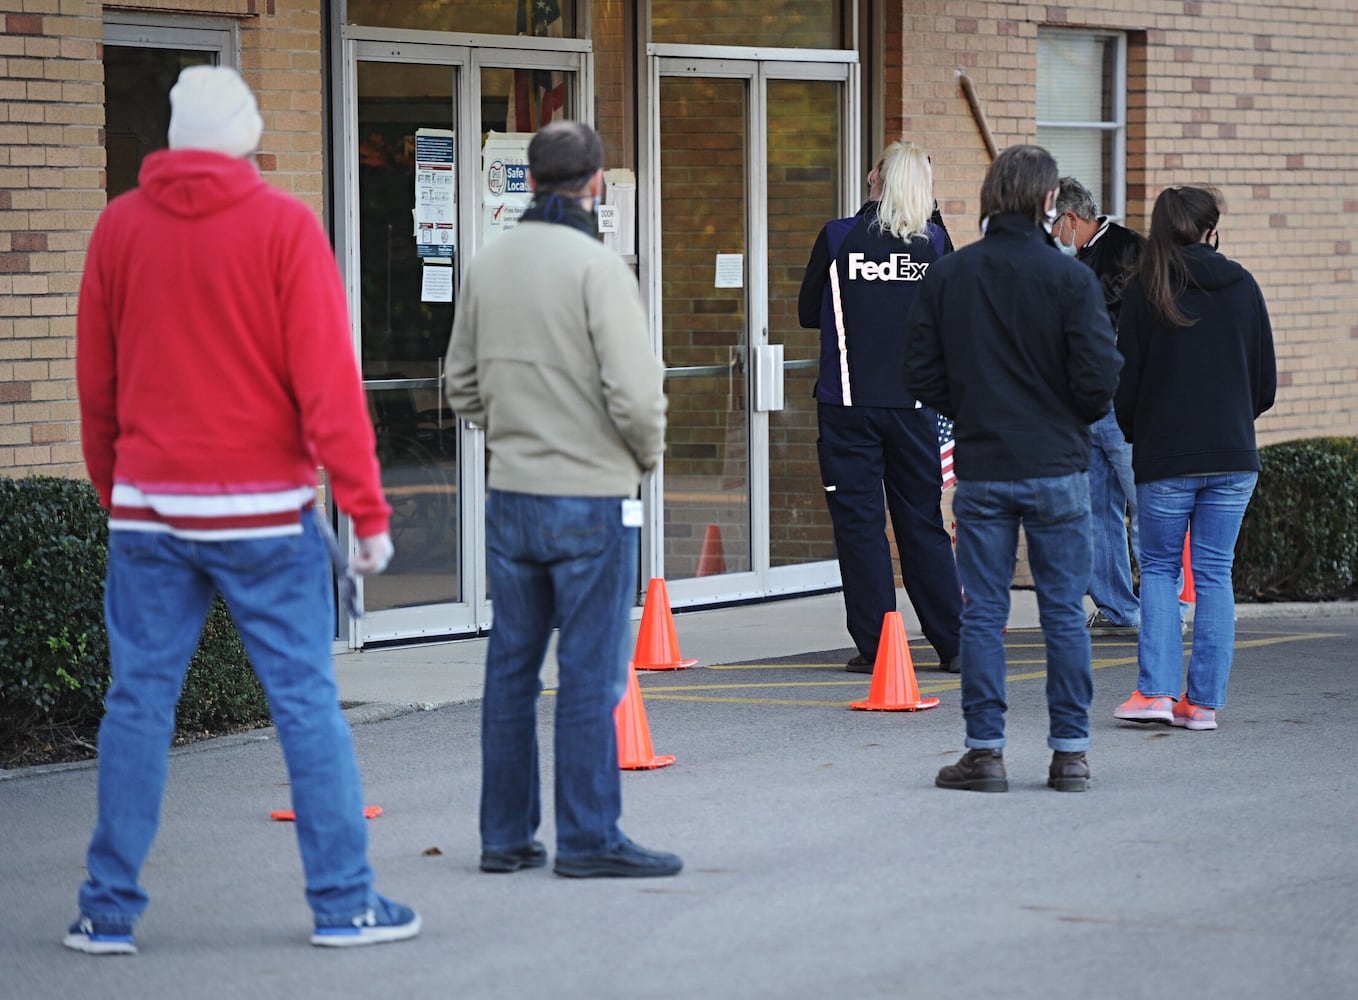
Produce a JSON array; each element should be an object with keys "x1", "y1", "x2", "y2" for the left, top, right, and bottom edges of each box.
[{"x1": 351, "y1": 532, "x2": 394, "y2": 575}]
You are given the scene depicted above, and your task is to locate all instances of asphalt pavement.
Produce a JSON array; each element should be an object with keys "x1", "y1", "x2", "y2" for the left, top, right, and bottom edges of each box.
[{"x1": 4, "y1": 590, "x2": 1357, "y2": 999}]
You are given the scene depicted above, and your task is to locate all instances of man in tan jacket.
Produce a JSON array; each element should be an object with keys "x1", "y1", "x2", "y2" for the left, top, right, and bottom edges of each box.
[{"x1": 445, "y1": 121, "x2": 678, "y2": 878}]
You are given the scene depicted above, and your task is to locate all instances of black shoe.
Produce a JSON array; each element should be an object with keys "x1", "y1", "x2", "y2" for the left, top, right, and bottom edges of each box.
[
  {"x1": 938, "y1": 655, "x2": 961, "y2": 674},
  {"x1": 935, "y1": 749, "x2": 1007, "y2": 792},
  {"x1": 1048, "y1": 751, "x2": 1090, "y2": 792},
  {"x1": 553, "y1": 837, "x2": 683, "y2": 879},
  {"x1": 845, "y1": 653, "x2": 874, "y2": 674},
  {"x1": 480, "y1": 840, "x2": 548, "y2": 873}
]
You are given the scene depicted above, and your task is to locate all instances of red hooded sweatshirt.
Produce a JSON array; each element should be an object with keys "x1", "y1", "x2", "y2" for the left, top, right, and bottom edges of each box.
[{"x1": 77, "y1": 150, "x2": 390, "y2": 539}]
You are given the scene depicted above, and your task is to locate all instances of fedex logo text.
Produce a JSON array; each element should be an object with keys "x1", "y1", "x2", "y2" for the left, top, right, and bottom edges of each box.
[{"x1": 846, "y1": 252, "x2": 928, "y2": 281}]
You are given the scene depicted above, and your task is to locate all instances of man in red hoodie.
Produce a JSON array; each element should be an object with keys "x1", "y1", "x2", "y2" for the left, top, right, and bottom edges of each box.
[{"x1": 67, "y1": 66, "x2": 418, "y2": 954}]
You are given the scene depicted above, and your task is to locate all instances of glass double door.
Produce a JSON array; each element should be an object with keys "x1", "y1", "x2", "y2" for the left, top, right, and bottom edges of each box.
[
  {"x1": 651, "y1": 56, "x2": 857, "y2": 606},
  {"x1": 341, "y1": 38, "x2": 584, "y2": 644}
]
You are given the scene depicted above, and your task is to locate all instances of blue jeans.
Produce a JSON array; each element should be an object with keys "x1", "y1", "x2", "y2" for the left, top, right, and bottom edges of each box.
[
  {"x1": 954, "y1": 474, "x2": 1094, "y2": 752},
  {"x1": 481, "y1": 490, "x2": 637, "y2": 860},
  {"x1": 1088, "y1": 411, "x2": 1140, "y2": 626},
  {"x1": 1135, "y1": 472, "x2": 1257, "y2": 708},
  {"x1": 80, "y1": 516, "x2": 374, "y2": 929}
]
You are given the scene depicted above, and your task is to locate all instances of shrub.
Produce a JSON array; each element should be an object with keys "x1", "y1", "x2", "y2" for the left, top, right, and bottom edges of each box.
[
  {"x1": 0, "y1": 476, "x2": 269, "y2": 761},
  {"x1": 1234, "y1": 438, "x2": 1358, "y2": 601}
]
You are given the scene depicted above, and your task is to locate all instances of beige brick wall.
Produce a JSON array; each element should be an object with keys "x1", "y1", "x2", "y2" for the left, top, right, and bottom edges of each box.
[
  {"x1": 0, "y1": 0, "x2": 324, "y2": 480},
  {"x1": 883, "y1": 0, "x2": 1358, "y2": 449},
  {"x1": 4, "y1": 1, "x2": 1356, "y2": 491}
]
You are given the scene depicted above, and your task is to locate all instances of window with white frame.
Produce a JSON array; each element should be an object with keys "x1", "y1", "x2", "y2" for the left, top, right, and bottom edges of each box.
[{"x1": 1037, "y1": 29, "x2": 1126, "y2": 223}]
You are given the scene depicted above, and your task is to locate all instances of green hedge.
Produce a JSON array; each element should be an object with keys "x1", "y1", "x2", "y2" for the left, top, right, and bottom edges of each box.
[
  {"x1": 0, "y1": 476, "x2": 270, "y2": 758},
  {"x1": 1235, "y1": 438, "x2": 1358, "y2": 601}
]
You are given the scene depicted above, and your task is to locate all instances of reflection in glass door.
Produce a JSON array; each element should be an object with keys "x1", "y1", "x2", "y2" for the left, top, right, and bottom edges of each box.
[
  {"x1": 342, "y1": 39, "x2": 586, "y2": 645},
  {"x1": 354, "y1": 60, "x2": 462, "y2": 634},
  {"x1": 654, "y1": 59, "x2": 852, "y2": 603},
  {"x1": 766, "y1": 77, "x2": 842, "y2": 570},
  {"x1": 658, "y1": 75, "x2": 753, "y2": 584}
]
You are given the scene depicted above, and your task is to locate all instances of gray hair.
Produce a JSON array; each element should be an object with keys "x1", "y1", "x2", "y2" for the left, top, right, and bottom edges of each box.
[{"x1": 1054, "y1": 176, "x2": 1099, "y2": 221}]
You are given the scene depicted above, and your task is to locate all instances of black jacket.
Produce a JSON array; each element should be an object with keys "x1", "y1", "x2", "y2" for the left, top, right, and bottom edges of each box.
[
  {"x1": 798, "y1": 202, "x2": 948, "y2": 407},
  {"x1": 903, "y1": 212, "x2": 1122, "y2": 481},
  {"x1": 1077, "y1": 218, "x2": 1143, "y2": 327},
  {"x1": 1115, "y1": 243, "x2": 1277, "y2": 483}
]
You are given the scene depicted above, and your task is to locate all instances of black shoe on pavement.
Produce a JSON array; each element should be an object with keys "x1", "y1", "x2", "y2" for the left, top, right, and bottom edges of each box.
[
  {"x1": 935, "y1": 749, "x2": 1007, "y2": 792},
  {"x1": 553, "y1": 837, "x2": 683, "y2": 878},
  {"x1": 845, "y1": 653, "x2": 874, "y2": 674},
  {"x1": 1048, "y1": 751, "x2": 1090, "y2": 792},
  {"x1": 938, "y1": 655, "x2": 961, "y2": 673},
  {"x1": 1087, "y1": 609, "x2": 1139, "y2": 637},
  {"x1": 480, "y1": 840, "x2": 548, "y2": 873}
]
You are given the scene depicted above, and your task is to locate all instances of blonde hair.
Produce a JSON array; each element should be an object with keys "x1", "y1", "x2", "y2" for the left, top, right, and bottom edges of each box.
[{"x1": 873, "y1": 140, "x2": 934, "y2": 242}]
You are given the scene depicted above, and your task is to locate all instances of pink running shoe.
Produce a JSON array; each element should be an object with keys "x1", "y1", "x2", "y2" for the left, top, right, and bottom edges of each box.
[
  {"x1": 1171, "y1": 696, "x2": 1218, "y2": 731},
  {"x1": 1114, "y1": 691, "x2": 1175, "y2": 724}
]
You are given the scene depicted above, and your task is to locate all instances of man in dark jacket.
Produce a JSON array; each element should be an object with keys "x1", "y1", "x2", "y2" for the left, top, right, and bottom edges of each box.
[
  {"x1": 903, "y1": 145, "x2": 1122, "y2": 793},
  {"x1": 1053, "y1": 177, "x2": 1146, "y2": 638}
]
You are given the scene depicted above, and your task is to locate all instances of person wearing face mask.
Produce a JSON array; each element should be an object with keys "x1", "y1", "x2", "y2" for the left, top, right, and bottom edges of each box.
[
  {"x1": 1051, "y1": 178, "x2": 1150, "y2": 640},
  {"x1": 904, "y1": 145, "x2": 1121, "y2": 793},
  {"x1": 445, "y1": 121, "x2": 679, "y2": 880},
  {"x1": 1113, "y1": 185, "x2": 1275, "y2": 732}
]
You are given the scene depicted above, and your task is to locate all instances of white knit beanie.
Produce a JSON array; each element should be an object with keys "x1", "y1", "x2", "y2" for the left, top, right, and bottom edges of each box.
[{"x1": 167, "y1": 65, "x2": 263, "y2": 158}]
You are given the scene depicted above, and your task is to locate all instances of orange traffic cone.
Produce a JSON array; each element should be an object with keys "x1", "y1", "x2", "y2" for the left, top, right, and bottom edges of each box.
[
  {"x1": 1180, "y1": 532, "x2": 1196, "y2": 603},
  {"x1": 631, "y1": 577, "x2": 698, "y2": 671},
  {"x1": 850, "y1": 612, "x2": 940, "y2": 712},
  {"x1": 271, "y1": 805, "x2": 383, "y2": 821},
  {"x1": 615, "y1": 663, "x2": 675, "y2": 770},
  {"x1": 695, "y1": 524, "x2": 726, "y2": 576}
]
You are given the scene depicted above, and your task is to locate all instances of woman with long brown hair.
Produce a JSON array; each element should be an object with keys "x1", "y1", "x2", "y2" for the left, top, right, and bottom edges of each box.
[{"x1": 1112, "y1": 185, "x2": 1276, "y2": 731}]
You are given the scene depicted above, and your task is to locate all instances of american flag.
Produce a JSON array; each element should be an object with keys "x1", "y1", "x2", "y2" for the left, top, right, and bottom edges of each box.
[
  {"x1": 514, "y1": 0, "x2": 566, "y2": 130},
  {"x1": 937, "y1": 413, "x2": 956, "y2": 490}
]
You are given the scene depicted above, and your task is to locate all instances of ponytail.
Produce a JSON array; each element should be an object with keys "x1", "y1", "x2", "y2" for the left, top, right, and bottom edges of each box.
[
  {"x1": 1137, "y1": 185, "x2": 1222, "y2": 327},
  {"x1": 873, "y1": 140, "x2": 935, "y2": 242}
]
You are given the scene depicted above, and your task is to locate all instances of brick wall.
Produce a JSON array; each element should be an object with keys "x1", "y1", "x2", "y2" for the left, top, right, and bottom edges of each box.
[
  {"x1": 0, "y1": 1, "x2": 101, "y2": 477},
  {"x1": 0, "y1": 0, "x2": 325, "y2": 479},
  {"x1": 883, "y1": 0, "x2": 1358, "y2": 448}
]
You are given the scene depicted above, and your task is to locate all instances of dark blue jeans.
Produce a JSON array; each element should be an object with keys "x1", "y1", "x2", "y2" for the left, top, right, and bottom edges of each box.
[
  {"x1": 480, "y1": 489, "x2": 637, "y2": 859},
  {"x1": 953, "y1": 473, "x2": 1094, "y2": 752}
]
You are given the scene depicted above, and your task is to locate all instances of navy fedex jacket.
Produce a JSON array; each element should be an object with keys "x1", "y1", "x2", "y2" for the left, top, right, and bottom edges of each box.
[{"x1": 798, "y1": 202, "x2": 948, "y2": 407}]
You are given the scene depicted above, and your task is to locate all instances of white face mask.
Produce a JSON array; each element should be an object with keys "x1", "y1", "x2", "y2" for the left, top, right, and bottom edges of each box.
[{"x1": 1042, "y1": 205, "x2": 1058, "y2": 234}]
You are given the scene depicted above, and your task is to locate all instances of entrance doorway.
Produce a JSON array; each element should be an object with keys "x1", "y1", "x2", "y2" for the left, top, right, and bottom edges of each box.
[
  {"x1": 649, "y1": 55, "x2": 858, "y2": 607},
  {"x1": 339, "y1": 38, "x2": 586, "y2": 644}
]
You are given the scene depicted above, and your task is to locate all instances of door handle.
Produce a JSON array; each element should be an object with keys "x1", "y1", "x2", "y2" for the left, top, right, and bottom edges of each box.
[{"x1": 753, "y1": 343, "x2": 785, "y2": 412}]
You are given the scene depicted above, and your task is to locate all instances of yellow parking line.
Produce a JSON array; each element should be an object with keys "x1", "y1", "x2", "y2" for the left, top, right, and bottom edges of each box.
[{"x1": 634, "y1": 633, "x2": 1335, "y2": 707}]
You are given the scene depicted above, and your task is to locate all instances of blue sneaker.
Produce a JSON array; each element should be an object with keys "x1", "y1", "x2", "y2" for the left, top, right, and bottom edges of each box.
[
  {"x1": 310, "y1": 894, "x2": 421, "y2": 948},
  {"x1": 63, "y1": 916, "x2": 137, "y2": 955}
]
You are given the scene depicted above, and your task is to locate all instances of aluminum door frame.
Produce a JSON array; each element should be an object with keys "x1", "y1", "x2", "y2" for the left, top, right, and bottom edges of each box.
[
  {"x1": 645, "y1": 52, "x2": 860, "y2": 610},
  {"x1": 337, "y1": 32, "x2": 590, "y2": 645}
]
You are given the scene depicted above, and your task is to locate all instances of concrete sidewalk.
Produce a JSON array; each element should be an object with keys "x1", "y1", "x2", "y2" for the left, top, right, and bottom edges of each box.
[{"x1": 332, "y1": 587, "x2": 1355, "y2": 715}]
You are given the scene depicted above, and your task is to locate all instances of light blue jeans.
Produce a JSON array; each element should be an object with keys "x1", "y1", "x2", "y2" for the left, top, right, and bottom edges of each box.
[
  {"x1": 480, "y1": 489, "x2": 637, "y2": 860},
  {"x1": 953, "y1": 473, "x2": 1094, "y2": 752},
  {"x1": 1088, "y1": 411, "x2": 1140, "y2": 626},
  {"x1": 1136, "y1": 472, "x2": 1258, "y2": 708},
  {"x1": 79, "y1": 517, "x2": 374, "y2": 930}
]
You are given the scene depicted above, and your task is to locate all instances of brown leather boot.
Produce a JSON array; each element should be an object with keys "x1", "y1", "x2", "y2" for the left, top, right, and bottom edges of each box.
[
  {"x1": 935, "y1": 748, "x2": 1007, "y2": 792},
  {"x1": 1048, "y1": 751, "x2": 1090, "y2": 792}
]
